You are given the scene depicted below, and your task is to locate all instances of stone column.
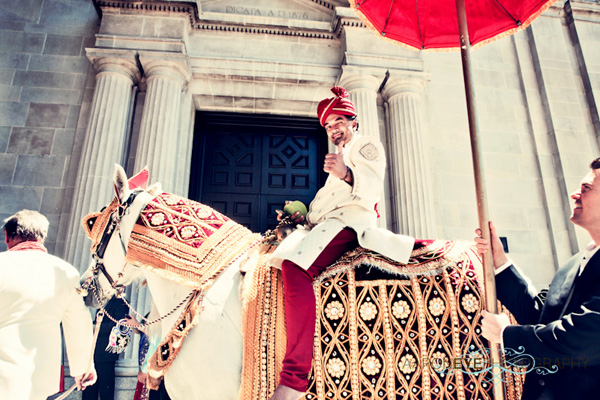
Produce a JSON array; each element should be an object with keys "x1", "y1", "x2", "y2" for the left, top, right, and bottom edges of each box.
[
  {"x1": 382, "y1": 76, "x2": 437, "y2": 238},
  {"x1": 340, "y1": 74, "x2": 389, "y2": 229},
  {"x1": 122, "y1": 54, "x2": 192, "y2": 372},
  {"x1": 65, "y1": 50, "x2": 140, "y2": 271},
  {"x1": 177, "y1": 88, "x2": 195, "y2": 196},
  {"x1": 134, "y1": 54, "x2": 191, "y2": 193}
]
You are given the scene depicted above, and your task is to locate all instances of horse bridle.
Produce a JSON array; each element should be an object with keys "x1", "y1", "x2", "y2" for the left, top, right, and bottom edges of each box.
[{"x1": 82, "y1": 191, "x2": 141, "y2": 301}]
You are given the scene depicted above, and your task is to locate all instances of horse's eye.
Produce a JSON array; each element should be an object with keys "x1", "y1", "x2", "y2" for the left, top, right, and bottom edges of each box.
[{"x1": 87, "y1": 216, "x2": 98, "y2": 229}]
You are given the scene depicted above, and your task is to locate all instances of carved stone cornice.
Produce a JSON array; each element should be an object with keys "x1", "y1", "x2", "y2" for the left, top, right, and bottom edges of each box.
[
  {"x1": 94, "y1": 0, "x2": 199, "y2": 25},
  {"x1": 94, "y1": 0, "x2": 339, "y2": 39},
  {"x1": 332, "y1": 6, "x2": 365, "y2": 37}
]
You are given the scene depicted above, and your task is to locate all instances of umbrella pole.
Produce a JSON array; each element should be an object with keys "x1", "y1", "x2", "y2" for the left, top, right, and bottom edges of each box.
[{"x1": 454, "y1": 0, "x2": 505, "y2": 399}]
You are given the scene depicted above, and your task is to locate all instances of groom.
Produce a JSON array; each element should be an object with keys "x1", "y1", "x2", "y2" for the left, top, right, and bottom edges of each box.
[{"x1": 269, "y1": 87, "x2": 414, "y2": 400}]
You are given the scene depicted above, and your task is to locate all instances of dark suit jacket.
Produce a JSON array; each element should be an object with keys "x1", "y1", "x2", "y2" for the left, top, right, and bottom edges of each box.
[{"x1": 497, "y1": 250, "x2": 600, "y2": 399}]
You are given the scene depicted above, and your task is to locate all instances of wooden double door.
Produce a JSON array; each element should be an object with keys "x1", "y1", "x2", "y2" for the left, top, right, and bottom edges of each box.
[{"x1": 189, "y1": 112, "x2": 328, "y2": 233}]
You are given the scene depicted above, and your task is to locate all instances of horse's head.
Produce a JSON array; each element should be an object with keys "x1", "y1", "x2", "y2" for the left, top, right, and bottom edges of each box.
[{"x1": 80, "y1": 165, "x2": 157, "y2": 306}]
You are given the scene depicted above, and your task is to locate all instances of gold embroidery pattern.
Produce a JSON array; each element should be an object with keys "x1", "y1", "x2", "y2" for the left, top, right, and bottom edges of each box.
[
  {"x1": 125, "y1": 193, "x2": 260, "y2": 287},
  {"x1": 359, "y1": 143, "x2": 379, "y2": 160},
  {"x1": 239, "y1": 245, "x2": 287, "y2": 400},
  {"x1": 305, "y1": 242, "x2": 524, "y2": 400}
]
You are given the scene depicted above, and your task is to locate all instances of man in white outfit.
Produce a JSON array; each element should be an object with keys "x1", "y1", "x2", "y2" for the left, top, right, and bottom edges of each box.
[
  {"x1": 0, "y1": 210, "x2": 96, "y2": 399},
  {"x1": 269, "y1": 87, "x2": 414, "y2": 400}
]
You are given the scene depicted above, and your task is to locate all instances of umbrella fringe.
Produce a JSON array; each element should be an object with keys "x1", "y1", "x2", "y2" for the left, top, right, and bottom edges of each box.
[
  {"x1": 349, "y1": 0, "x2": 560, "y2": 52},
  {"x1": 472, "y1": 0, "x2": 560, "y2": 50}
]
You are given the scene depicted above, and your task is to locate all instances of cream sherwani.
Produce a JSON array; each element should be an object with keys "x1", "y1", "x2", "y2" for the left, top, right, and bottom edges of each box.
[
  {"x1": 0, "y1": 250, "x2": 94, "y2": 400},
  {"x1": 270, "y1": 133, "x2": 414, "y2": 270}
]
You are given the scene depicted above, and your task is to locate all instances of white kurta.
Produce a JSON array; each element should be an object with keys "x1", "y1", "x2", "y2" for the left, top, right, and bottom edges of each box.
[
  {"x1": 270, "y1": 133, "x2": 414, "y2": 270},
  {"x1": 0, "y1": 250, "x2": 94, "y2": 400}
]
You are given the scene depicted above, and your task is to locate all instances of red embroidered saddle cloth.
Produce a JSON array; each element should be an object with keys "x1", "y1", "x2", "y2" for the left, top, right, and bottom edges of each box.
[{"x1": 126, "y1": 193, "x2": 261, "y2": 288}]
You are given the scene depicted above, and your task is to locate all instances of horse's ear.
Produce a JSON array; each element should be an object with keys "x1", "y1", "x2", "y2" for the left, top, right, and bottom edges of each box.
[
  {"x1": 128, "y1": 167, "x2": 149, "y2": 190},
  {"x1": 113, "y1": 164, "x2": 131, "y2": 204}
]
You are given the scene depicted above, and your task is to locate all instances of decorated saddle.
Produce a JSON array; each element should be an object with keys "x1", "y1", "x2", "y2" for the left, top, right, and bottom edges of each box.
[{"x1": 241, "y1": 241, "x2": 524, "y2": 400}]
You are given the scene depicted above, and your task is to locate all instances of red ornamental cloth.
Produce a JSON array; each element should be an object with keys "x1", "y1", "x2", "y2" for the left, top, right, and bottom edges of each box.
[
  {"x1": 7, "y1": 240, "x2": 48, "y2": 253},
  {"x1": 351, "y1": 0, "x2": 558, "y2": 50},
  {"x1": 133, "y1": 381, "x2": 149, "y2": 400},
  {"x1": 317, "y1": 87, "x2": 357, "y2": 126}
]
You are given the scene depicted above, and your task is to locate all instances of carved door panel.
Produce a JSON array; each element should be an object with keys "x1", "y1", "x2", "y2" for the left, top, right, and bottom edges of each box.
[{"x1": 189, "y1": 112, "x2": 327, "y2": 233}]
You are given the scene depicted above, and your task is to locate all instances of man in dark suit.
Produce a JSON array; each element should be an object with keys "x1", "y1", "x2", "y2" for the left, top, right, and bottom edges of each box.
[
  {"x1": 83, "y1": 296, "x2": 129, "y2": 400},
  {"x1": 476, "y1": 157, "x2": 600, "y2": 399}
]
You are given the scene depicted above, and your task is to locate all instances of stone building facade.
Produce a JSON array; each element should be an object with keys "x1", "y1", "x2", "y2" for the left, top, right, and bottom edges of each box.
[{"x1": 1, "y1": 0, "x2": 599, "y2": 397}]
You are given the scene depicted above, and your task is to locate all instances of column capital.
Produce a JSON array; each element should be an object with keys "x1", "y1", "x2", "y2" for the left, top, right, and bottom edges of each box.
[
  {"x1": 138, "y1": 52, "x2": 191, "y2": 86},
  {"x1": 85, "y1": 48, "x2": 141, "y2": 83},
  {"x1": 381, "y1": 74, "x2": 428, "y2": 100},
  {"x1": 338, "y1": 72, "x2": 381, "y2": 93}
]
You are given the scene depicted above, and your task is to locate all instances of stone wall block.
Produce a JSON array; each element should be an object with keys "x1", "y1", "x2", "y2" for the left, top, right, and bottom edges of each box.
[
  {"x1": 141, "y1": 16, "x2": 187, "y2": 39},
  {"x1": 0, "y1": 85, "x2": 21, "y2": 102},
  {"x1": 13, "y1": 155, "x2": 66, "y2": 186},
  {"x1": 0, "y1": 186, "x2": 43, "y2": 213},
  {"x1": 13, "y1": 70, "x2": 76, "y2": 89},
  {"x1": 0, "y1": 153, "x2": 17, "y2": 184},
  {"x1": 0, "y1": 52, "x2": 29, "y2": 69},
  {"x1": 7, "y1": 127, "x2": 54, "y2": 155},
  {"x1": 0, "y1": 126, "x2": 9, "y2": 152},
  {"x1": 43, "y1": 34, "x2": 83, "y2": 56},
  {"x1": 99, "y1": 14, "x2": 144, "y2": 37},
  {"x1": 0, "y1": 31, "x2": 44, "y2": 53},
  {"x1": 28, "y1": 54, "x2": 90, "y2": 73},
  {"x1": 20, "y1": 87, "x2": 82, "y2": 105},
  {"x1": 0, "y1": 69, "x2": 14, "y2": 85},
  {"x1": 41, "y1": 187, "x2": 66, "y2": 214},
  {"x1": 51, "y1": 128, "x2": 76, "y2": 156},
  {"x1": 0, "y1": 101, "x2": 29, "y2": 127},
  {"x1": 66, "y1": 105, "x2": 81, "y2": 129},
  {"x1": 39, "y1": 0, "x2": 97, "y2": 27},
  {"x1": 25, "y1": 103, "x2": 69, "y2": 128}
]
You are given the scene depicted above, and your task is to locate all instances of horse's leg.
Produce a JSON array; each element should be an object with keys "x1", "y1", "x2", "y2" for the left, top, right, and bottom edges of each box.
[{"x1": 144, "y1": 261, "x2": 244, "y2": 400}]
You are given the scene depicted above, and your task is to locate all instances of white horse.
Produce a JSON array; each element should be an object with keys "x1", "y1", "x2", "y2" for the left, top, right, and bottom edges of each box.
[
  {"x1": 80, "y1": 166, "x2": 522, "y2": 400},
  {"x1": 80, "y1": 165, "x2": 250, "y2": 400}
]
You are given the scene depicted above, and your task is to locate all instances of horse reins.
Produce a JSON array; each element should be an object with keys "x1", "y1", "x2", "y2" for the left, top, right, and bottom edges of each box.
[{"x1": 55, "y1": 194, "x2": 143, "y2": 400}]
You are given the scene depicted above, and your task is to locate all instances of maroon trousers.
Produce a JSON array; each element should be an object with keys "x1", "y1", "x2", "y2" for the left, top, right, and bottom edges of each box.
[{"x1": 279, "y1": 228, "x2": 358, "y2": 391}]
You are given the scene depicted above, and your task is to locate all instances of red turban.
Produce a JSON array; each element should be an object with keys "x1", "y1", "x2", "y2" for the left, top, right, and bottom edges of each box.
[{"x1": 317, "y1": 87, "x2": 357, "y2": 126}]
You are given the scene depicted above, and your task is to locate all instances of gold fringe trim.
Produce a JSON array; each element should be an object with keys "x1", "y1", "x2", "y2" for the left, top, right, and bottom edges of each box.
[
  {"x1": 239, "y1": 245, "x2": 287, "y2": 400},
  {"x1": 147, "y1": 289, "x2": 204, "y2": 390},
  {"x1": 126, "y1": 224, "x2": 260, "y2": 287},
  {"x1": 315, "y1": 240, "x2": 471, "y2": 284}
]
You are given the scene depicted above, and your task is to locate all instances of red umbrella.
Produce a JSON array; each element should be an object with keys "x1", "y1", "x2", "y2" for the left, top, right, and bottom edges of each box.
[
  {"x1": 350, "y1": 0, "x2": 558, "y2": 398},
  {"x1": 350, "y1": 0, "x2": 557, "y2": 50}
]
